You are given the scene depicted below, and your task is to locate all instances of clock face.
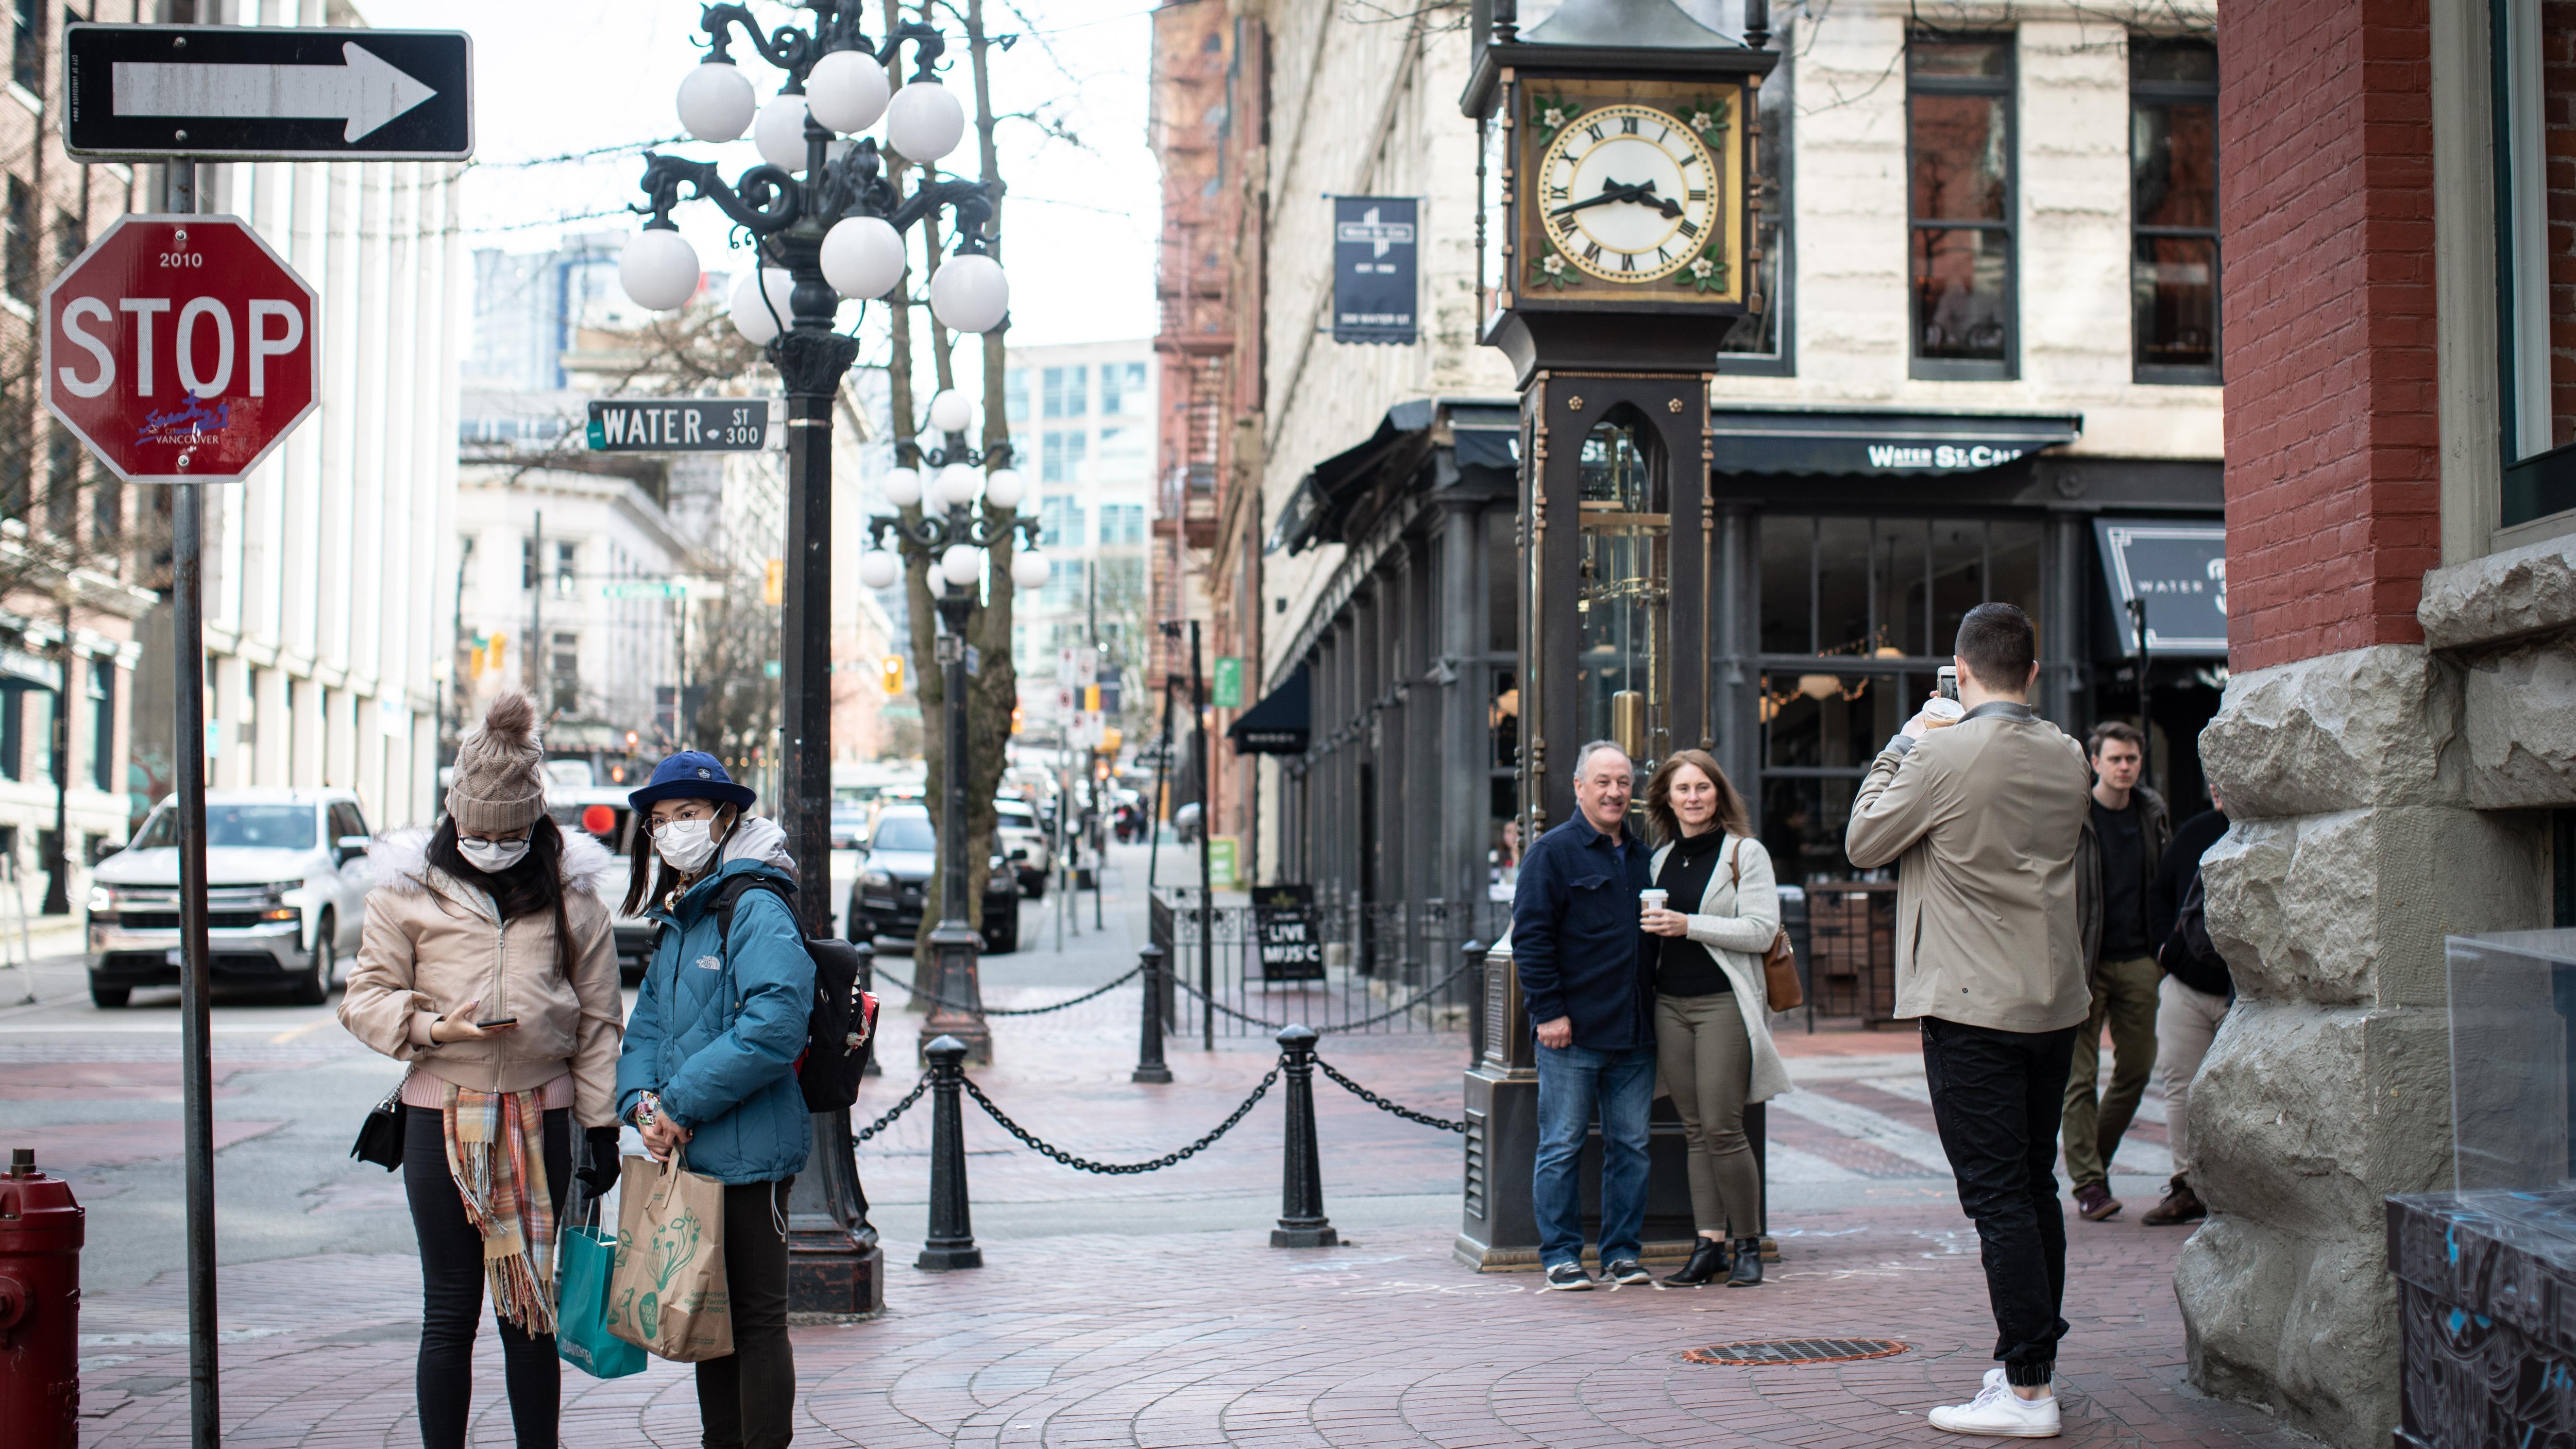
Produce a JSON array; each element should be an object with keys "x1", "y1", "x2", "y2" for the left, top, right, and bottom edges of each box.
[{"x1": 1537, "y1": 104, "x2": 1721, "y2": 284}]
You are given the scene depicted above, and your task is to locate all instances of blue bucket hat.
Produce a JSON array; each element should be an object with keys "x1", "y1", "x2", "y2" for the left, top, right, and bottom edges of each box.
[{"x1": 628, "y1": 751, "x2": 757, "y2": 813}]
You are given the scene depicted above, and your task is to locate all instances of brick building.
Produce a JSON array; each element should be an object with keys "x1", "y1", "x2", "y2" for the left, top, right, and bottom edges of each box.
[{"x1": 2179, "y1": 0, "x2": 2575, "y2": 1442}]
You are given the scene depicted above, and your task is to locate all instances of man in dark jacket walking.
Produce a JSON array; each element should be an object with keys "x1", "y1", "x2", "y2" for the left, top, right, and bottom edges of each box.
[
  {"x1": 2143, "y1": 788, "x2": 2231, "y2": 1225},
  {"x1": 2065, "y1": 721, "x2": 2171, "y2": 1221},
  {"x1": 1511, "y1": 739, "x2": 1655, "y2": 1292}
]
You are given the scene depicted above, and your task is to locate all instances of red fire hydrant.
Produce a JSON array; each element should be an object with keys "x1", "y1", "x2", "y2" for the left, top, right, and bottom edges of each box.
[{"x1": 0, "y1": 1147, "x2": 84, "y2": 1448}]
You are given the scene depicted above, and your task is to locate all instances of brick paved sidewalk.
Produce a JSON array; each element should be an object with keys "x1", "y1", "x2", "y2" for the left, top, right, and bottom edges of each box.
[{"x1": 81, "y1": 1206, "x2": 2310, "y2": 1447}]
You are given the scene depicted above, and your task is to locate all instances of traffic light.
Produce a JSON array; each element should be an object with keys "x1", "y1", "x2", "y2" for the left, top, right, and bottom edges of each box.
[
  {"x1": 762, "y1": 558, "x2": 785, "y2": 606},
  {"x1": 1010, "y1": 704, "x2": 1024, "y2": 734},
  {"x1": 880, "y1": 655, "x2": 904, "y2": 695},
  {"x1": 485, "y1": 632, "x2": 507, "y2": 676}
]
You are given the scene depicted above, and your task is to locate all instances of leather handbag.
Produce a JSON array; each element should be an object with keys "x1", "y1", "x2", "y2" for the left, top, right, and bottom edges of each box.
[
  {"x1": 1729, "y1": 839, "x2": 1805, "y2": 1013},
  {"x1": 350, "y1": 1079, "x2": 407, "y2": 1171}
]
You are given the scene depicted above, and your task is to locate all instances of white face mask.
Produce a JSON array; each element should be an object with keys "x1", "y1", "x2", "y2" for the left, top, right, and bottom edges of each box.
[
  {"x1": 654, "y1": 817, "x2": 721, "y2": 874},
  {"x1": 458, "y1": 835, "x2": 531, "y2": 873}
]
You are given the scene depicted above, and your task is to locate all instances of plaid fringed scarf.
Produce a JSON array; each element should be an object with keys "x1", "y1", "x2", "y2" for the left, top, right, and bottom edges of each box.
[{"x1": 442, "y1": 1085, "x2": 558, "y2": 1335}]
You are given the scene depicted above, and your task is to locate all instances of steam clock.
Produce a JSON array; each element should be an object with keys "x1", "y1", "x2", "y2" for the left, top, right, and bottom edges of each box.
[{"x1": 1457, "y1": 0, "x2": 1776, "y2": 1269}]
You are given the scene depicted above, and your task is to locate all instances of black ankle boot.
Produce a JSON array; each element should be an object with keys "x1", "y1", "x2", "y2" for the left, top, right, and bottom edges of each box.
[
  {"x1": 1660, "y1": 1237, "x2": 1728, "y2": 1287},
  {"x1": 1726, "y1": 1237, "x2": 1764, "y2": 1286}
]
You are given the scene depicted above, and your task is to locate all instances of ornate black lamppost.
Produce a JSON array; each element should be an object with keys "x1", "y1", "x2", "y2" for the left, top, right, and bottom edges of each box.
[{"x1": 616, "y1": 0, "x2": 1017, "y2": 1318}]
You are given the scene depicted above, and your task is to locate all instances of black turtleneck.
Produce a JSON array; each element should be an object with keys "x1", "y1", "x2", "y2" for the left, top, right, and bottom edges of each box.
[{"x1": 1654, "y1": 827, "x2": 1732, "y2": 996}]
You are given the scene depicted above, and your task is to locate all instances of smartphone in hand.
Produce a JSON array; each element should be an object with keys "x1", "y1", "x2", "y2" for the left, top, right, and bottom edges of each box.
[
  {"x1": 473, "y1": 1017, "x2": 518, "y2": 1030},
  {"x1": 1937, "y1": 665, "x2": 1959, "y2": 702}
]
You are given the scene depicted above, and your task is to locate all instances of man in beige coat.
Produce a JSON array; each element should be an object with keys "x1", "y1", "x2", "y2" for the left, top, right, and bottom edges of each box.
[{"x1": 1846, "y1": 602, "x2": 2093, "y2": 1439}]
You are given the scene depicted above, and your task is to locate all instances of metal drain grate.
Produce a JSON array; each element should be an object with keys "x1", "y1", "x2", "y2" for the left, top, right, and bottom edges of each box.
[{"x1": 1683, "y1": 1338, "x2": 1909, "y2": 1367}]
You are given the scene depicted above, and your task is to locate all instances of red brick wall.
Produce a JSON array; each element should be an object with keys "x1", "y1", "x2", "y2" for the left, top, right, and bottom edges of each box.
[{"x1": 2218, "y1": 0, "x2": 2442, "y2": 671}]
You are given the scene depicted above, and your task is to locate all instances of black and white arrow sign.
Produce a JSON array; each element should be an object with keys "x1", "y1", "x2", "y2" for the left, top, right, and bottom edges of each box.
[{"x1": 65, "y1": 24, "x2": 472, "y2": 161}]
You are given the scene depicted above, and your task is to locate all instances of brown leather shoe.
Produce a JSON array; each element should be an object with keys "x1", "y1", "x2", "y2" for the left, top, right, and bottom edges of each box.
[
  {"x1": 2074, "y1": 1181, "x2": 2122, "y2": 1221},
  {"x1": 2141, "y1": 1175, "x2": 2206, "y2": 1226}
]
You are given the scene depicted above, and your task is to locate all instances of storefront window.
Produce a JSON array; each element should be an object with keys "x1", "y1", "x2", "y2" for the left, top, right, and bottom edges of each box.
[
  {"x1": 1576, "y1": 418, "x2": 1669, "y2": 767},
  {"x1": 2130, "y1": 37, "x2": 2221, "y2": 383}
]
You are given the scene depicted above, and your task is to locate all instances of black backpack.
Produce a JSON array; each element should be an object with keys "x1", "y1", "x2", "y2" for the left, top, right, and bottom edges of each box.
[{"x1": 700, "y1": 875, "x2": 880, "y2": 1113}]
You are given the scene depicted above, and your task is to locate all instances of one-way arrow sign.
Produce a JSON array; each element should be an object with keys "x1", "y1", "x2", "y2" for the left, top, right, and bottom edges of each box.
[{"x1": 65, "y1": 24, "x2": 471, "y2": 161}]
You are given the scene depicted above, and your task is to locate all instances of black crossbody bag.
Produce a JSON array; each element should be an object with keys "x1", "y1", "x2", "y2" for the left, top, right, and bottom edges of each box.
[{"x1": 351, "y1": 1078, "x2": 408, "y2": 1171}]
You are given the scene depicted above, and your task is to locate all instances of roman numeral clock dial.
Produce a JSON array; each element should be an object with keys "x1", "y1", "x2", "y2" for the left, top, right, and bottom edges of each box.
[{"x1": 1535, "y1": 103, "x2": 1722, "y2": 285}]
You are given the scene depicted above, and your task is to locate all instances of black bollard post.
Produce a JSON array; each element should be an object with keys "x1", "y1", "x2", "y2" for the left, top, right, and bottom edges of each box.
[
  {"x1": 916, "y1": 1035, "x2": 982, "y2": 1270},
  {"x1": 1462, "y1": 938, "x2": 1488, "y2": 1068},
  {"x1": 1271, "y1": 1025, "x2": 1338, "y2": 1248},
  {"x1": 1133, "y1": 943, "x2": 1174, "y2": 1084}
]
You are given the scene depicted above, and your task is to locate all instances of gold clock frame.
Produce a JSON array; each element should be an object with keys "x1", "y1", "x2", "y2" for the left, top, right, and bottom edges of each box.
[{"x1": 1505, "y1": 74, "x2": 1754, "y2": 314}]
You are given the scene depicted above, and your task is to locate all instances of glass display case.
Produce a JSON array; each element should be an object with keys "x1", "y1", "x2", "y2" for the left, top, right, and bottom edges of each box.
[
  {"x1": 2448, "y1": 928, "x2": 2576, "y2": 1192},
  {"x1": 1575, "y1": 419, "x2": 1670, "y2": 767}
]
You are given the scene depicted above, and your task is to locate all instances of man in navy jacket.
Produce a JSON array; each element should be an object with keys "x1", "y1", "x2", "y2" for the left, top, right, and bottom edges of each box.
[{"x1": 1511, "y1": 739, "x2": 1655, "y2": 1290}]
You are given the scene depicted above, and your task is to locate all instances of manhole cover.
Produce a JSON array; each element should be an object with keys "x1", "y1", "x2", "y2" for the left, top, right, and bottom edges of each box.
[{"x1": 1683, "y1": 1338, "x2": 1909, "y2": 1366}]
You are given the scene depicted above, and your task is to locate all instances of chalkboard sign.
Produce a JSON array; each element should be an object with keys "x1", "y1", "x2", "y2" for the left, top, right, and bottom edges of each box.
[{"x1": 1253, "y1": 884, "x2": 1325, "y2": 983}]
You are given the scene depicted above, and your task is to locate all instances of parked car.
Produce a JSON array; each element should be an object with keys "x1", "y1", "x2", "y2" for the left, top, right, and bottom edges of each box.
[
  {"x1": 546, "y1": 786, "x2": 655, "y2": 982},
  {"x1": 846, "y1": 804, "x2": 1022, "y2": 953},
  {"x1": 993, "y1": 797, "x2": 1050, "y2": 898},
  {"x1": 830, "y1": 800, "x2": 869, "y2": 850},
  {"x1": 86, "y1": 790, "x2": 376, "y2": 1008}
]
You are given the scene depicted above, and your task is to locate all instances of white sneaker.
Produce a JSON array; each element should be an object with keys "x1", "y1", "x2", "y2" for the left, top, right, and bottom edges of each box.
[{"x1": 1928, "y1": 1378, "x2": 2061, "y2": 1437}]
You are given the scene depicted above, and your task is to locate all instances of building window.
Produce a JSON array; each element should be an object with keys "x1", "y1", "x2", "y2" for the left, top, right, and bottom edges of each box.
[
  {"x1": 1039, "y1": 494, "x2": 1085, "y2": 548},
  {"x1": 554, "y1": 540, "x2": 577, "y2": 596},
  {"x1": 3, "y1": 178, "x2": 33, "y2": 305},
  {"x1": 2497, "y1": 0, "x2": 2576, "y2": 526},
  {"x1": 1041, "y1": 429, "x2": 1088, "y2": 485},
  {"x1": 549, "y1": 631, "x2": 579, "y2": 715},
  {"x1": 1041, "y1": 556, "x2": 1088, "y2": 606},
  {"x1": 2131, "y1": 37, "x2": 2221, "y2": 384},
  {"x1": 10, "y1": 0, "x2": 37, "y2": 95},
  {"x1": 1907, "y1": 35, "x2": 2017, "y2": 380},
  {"x1": 1718, "y1": 30, "x2": 1794, "y2": 374},
  {"x1": 1100, "y1": 361, "x2": 1148, "y2": 415},
  {"x1": 1042, "y1": 365, "x2": 1088, "y2": 419},
  {"x1": 1098, "y1": 424, "x2": 1148, "y2": 482},
  {"x1": 1099, "y1": 502, "x2": 1145, "y2": 546},
  {"x1": 1003, "y1": 368, "x2": 1030, "y2": 424}
]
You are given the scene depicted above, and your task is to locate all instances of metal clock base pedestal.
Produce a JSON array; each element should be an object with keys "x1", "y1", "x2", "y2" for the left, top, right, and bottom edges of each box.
[{"x1": 785, "y1": 1110, "x2": 883, "y2": 1318}]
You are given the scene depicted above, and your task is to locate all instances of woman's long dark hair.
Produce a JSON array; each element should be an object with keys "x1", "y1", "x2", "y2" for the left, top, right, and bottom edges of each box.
[
  {"x1": 430, "y1": 815, "x2": 578, "y2": 982},
  {"x1": 1643, "y1": 749, "x2": 1754, "y2": 847},
  {"x1": 621, "y1": 803, "x2": 738, "y2": 918}
]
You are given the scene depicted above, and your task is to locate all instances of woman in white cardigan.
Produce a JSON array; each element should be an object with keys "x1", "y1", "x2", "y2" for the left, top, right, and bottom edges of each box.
[{"x1": 1639, "y1": 749, "x2": 1793, "y2": 1286}]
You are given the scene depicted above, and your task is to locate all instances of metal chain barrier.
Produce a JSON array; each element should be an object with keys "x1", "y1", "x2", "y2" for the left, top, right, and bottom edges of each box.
[
  {"x1": 874, "y1": 962, "x2": 1143, "y2": 1017},
  {"x1": 1312, "y1": 1054, "x2": 1468, "y2": 1133},
  {"x1": 957, "y1": 1059, "x2": 1283, "y2": 1174},
  {"x1": 851, "y1": 1072, "x2": 932, "y2": 1144},
  {"x1": 1168, "y1": 952, "x2": 1481, "y2": 1034}
]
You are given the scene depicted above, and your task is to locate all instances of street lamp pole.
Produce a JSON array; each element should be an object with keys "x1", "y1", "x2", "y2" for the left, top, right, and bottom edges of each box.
[{"x1": 43, "y1": 580, "x2": 75, "y2": 916}]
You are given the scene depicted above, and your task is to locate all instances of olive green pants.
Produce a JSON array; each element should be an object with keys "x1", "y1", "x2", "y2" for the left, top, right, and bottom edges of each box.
[
  {"x1": 1654, "y1": 990, "x2": 1765, "y2": 1237},
  {"x1": 2061, "y1": 956, "x2": 2162, "y2": 1190}
]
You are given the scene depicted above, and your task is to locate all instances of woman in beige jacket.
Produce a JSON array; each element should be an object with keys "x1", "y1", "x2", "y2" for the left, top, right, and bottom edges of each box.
[
  {"x1": 1638, "y1": 749, "x2": 1792, "y2": 1288},
  {"x1": 336, "y1": 695, "x2": 623, "y2": 1449}
]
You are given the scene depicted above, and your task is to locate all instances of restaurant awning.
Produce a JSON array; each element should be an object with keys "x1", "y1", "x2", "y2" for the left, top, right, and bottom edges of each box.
[
  {"x1": 1227, "y1": 665, "x2": 1311, "y2": 755},
  {"x1": 2093, "y1": 518, "x2": 2228, "y2": 655},
  {"x1": 1709, "y1": 409, "x2": 2082, "y2": 477},
  {"x1": 1270, "y1": 399, "x2": 1518, "y2": 554}
]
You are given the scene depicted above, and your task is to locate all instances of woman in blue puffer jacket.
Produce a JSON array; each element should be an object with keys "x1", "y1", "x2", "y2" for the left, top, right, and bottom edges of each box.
[{"x1": 613, "y1": 752, "x2": 811, "y2": 1449}]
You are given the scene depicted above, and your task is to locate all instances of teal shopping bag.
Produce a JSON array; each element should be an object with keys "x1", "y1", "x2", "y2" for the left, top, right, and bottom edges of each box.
[{"x1": 556, "y1": 1180, "x2": 647, "y2": 1380}]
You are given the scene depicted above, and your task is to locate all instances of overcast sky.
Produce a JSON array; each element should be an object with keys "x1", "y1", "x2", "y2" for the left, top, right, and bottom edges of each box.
[{"x1": 359, "y1": 0, "x2": 1161, "y2": 350}]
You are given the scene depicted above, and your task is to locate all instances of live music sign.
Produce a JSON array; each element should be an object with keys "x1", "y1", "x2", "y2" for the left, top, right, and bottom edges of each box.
[{"x1": 42, "y1": 213, "x2": 318, "y2": 483}]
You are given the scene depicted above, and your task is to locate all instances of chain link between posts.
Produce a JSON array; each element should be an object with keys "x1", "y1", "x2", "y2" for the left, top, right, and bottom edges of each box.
[
  {"x1": 1167, "y1": 952, "x2": 1482, "y2": 1034},
  {"x1": 873, "y1": 963, "x2": 1144, "y2": 1016},
  {"x1": 1313, "y1": 1055, "x2": 1468, "y2": 1133},
  {"x1": 850, "y1": 1072, "x2": 931, "y2": 1144},
  {"x1": 957, "y1": 1059, "x2": 1283, "y2": 1174}
]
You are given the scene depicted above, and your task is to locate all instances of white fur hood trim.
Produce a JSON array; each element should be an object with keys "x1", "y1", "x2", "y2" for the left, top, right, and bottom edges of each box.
[{"x1": 367, "y1": 824, "x2": 622, "y2": 899}]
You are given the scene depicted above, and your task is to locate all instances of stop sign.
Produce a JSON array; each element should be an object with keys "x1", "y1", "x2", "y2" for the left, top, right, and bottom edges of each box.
[{"x1": 42, "y1": 213, "x2": 318, "y2": 483}]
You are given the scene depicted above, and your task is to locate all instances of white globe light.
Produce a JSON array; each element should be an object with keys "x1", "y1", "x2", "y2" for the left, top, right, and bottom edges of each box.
[
  {"x1": 927, "y1": 252, "x2": 1010, "y2": 334},
  {"x1": 982, "y1": 467, "x2": 1026, "y2": 510},
  {"x1": 676, "y1": 62, "x2": 756, "y2": 143},
  {"x1": 1010, "y1": 549, "x2": 1050, "y2": 591},
  {"x1": 935, "y1": 463, "x2": 982, "y2": 508},
  {"x1": 819, "y1": 216, "x2": 905, "y2": 300},
  {"x1": 926, "y1": 389, "x2": 975, "y2": 435},
  {"x1": 884, "y1": 80, "x2": 966, "y2": 162},
  {"x1": 618, "y1": 229, "x2": 700, "y2": 312},
  {"x1": 806, "y1": 50, "x2": 891, "y2": 133},
  {"x1": 940, "y1": 544, "x2": 984, "y2": 587},
  {"x1": 753, "y1": 93, "x2": 812, "y2": 173},
  {"x1": 856, "y1": 547, "x2": 902, "y2": 590},
  {"x1": 728, "y1": 268, "x2": 795, "y2": 345},
  {"x1": 881, "y1": 466, "x2": 923, "y2": 508}
]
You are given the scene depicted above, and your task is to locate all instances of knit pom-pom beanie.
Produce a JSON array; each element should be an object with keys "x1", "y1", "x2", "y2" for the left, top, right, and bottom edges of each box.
[{"x1": 446, "y1": 694, "x2": 547, "y2": 833}]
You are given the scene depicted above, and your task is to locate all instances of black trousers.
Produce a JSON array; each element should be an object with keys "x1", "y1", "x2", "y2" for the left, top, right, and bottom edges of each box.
[
  {"x1": 696, "y1": 1178, "x2": 795, "y2": 1449},
  {"x1": 1920, "y1": 1016, "x2": 2079, "y2": 1387},
  {"x1": 404, "y1": 1103, "x2": 571, "y2": 1449}
]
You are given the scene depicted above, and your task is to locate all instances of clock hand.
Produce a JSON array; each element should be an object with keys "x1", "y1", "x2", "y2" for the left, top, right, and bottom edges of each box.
[{"x1": 1549, "y1": 177, "x2": 1644, "y2": 218}]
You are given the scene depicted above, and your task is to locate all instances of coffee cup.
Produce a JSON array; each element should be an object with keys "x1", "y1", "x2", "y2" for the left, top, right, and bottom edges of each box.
[
  {"x1": 1639, "y1": 888, "x2": 1669, "y2": 916},
  {"x1": 1922, "y1": 697, "x2": 1965, "y2": 729}
]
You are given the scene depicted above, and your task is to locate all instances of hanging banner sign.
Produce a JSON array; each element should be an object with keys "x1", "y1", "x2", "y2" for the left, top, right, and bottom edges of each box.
[
  {"x1": 1331, "y1": 196, "x2": 1418, "y2": 345},
  {"x1": 2093, "y1": 519, "x2": 2228, "y2": 656},
  {"x1": 1252, "y1": 884, "x2": 1326, "y2": 982}
]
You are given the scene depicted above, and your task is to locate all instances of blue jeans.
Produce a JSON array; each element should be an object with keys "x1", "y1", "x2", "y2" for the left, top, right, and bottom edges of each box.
[{"x1": 1533, "y1": 1041, "x2": 1656, "y2": 1269}]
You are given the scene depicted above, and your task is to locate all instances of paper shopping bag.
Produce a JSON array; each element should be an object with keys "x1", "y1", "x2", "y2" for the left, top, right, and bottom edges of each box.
[
  {"x1": 555, "y1": 1180, "x2": 647, "y2": 1379},
  {"x1": 604, "y1": 1149, "x2": 733, "y2": 1361}
]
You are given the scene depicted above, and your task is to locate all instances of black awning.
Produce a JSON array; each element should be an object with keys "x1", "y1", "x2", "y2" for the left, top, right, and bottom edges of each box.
[
  {"x1": 1710, "y1": 409, "x2": 2081, "y2": 477},
  {"x1": 2093, "y1": 518, "x2": 2228, "y2": 656},
  {"x1": 1227, "y1": 666, "x2": 1311, "y2": 755}
]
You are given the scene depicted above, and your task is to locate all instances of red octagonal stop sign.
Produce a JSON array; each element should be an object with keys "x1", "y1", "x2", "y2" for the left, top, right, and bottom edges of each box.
[{"x1": 42, "y1": 213, "x2": 318, "y2": 483}]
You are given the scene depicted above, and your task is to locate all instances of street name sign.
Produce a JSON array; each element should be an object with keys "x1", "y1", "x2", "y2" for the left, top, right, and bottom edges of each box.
[
  {"x1": 43, "y1": 213, "x2": 318, "y2": 483},
  {"x1": 63, "y1": 24, "x2": 472, "y2": 160},
  {"x1": 587, "y1": 398, "x2": 779, "y2": 452}
]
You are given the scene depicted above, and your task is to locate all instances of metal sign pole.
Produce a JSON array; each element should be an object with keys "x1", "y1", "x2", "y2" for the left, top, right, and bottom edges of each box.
[{"x1": 164, "y1": 153, "x2": 221, "y2": 1449}]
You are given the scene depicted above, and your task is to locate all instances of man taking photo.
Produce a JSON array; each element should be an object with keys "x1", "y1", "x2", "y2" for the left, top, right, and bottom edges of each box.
[
  {"x1": 1848, "y1": 603, "x2": 2093, "y2": 1438},
  {"x1": 1511, "y1": 740, "x2": 1656, "y2": 1292},
  {"x1": 2065, "y1": 721, "x2": 2172, "y2": 1222}
]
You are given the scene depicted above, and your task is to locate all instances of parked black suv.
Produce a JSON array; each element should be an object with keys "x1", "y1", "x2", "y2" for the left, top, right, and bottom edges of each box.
[{"x1": 845, "y1": 805, "x2": 1023, "y2": 953}]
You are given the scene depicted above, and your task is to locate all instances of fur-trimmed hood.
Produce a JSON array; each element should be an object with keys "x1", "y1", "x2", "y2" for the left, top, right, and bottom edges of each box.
[{"x1": 367, "y1": 824, "x2": 622, "y2": 901}]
